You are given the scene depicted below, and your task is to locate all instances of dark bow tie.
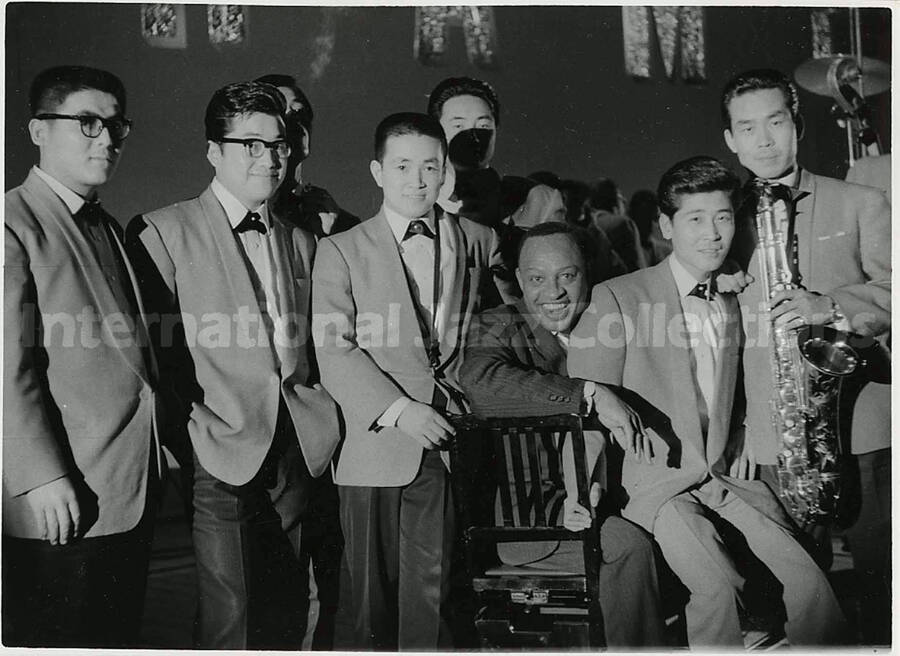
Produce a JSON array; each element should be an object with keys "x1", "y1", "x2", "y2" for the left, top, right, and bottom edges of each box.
[
  {"x1": 688, "y1": 280, "x2": 714, "y2": 300},
  {"x1": 74, "y1": 199, "x2": 104, "y2": 226},
  {"x1": 403, "y1": 219, "x2": 434, "y2": 241},
  {"x1": 234, "y1": 211, "x2": 267, "y2": 235}
]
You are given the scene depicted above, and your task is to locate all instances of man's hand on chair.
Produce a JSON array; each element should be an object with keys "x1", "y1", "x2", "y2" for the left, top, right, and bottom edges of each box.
[
  {"x1": 591, "y1": 384, "x2": 653, "y2": 464},
  {"x1": 563, "y1": 482, "x2": 602, "y2": 532},
  {"x1": 397, "y1": 401, "x2": 455, "y2": 450}
]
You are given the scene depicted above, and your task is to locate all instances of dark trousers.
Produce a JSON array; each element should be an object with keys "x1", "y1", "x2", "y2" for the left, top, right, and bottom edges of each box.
[
  {"x1": 2, "y1": 508, "x2": 154, "y2": 648},
  {"x1": 191, "y1": 420, "x2": 314, "y2": 649},
  {"x1": 335, "y1": 450, "x2": 454, "y2": 650},
  {"x1": 845, "y1": 448, "x2": 891, "y2": 645},
  {"x1": 597, "y1": 516, "x2": 666, "y2": 646},
  {"x1": 516, "y1": 516, "x2": 667, "y2": 647},
  {"x1": 762, "y1": 449, "x2": 891, "y2": 644}
]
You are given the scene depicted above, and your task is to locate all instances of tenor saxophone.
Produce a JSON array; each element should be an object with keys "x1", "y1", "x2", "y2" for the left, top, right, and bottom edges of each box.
[{"x1": 753, "y1": 184, "x2": 860, "y2": 527}]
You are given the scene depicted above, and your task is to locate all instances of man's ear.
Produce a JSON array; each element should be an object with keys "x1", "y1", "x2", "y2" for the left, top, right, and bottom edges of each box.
[
  {"x1": 514, "y1": 267, "x2": 523, "y2": 291},
  {"x1": 369, "y1": 159, "x2": 383, "y2": 188},
  {"x1": 794, "y1": 113, "x2": 805, "y2": 141},
  {"x1": 28, "y1": 118, "x2": 46, "y2": 147},
  {"x1": 659, "y1": 213, "x2": 674, "y2": 240},
  {"x1": 723, "y1": 128, "x2": 737, "y2": 155},
  {"x1": 206, "y1": 141, "x2": 222, "y2": 168}
]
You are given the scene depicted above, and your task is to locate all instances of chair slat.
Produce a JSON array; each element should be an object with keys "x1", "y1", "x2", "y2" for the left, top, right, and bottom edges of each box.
[
  {"x1": 506, "y1": 428, "x2": 532, "y2": 526},
  {"x1": 524, "y1": 427, "x2": 546, "y2": 526},
  {"x1": 492, "y1": 428, "x2": 515, "y2": 527}
]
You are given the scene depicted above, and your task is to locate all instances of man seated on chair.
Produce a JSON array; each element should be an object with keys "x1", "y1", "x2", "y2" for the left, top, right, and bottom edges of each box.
[
  {"x1": 459, "y1": 221, "x2": 666, "y2": 648},
  {"x1": 568, "y1": 156, "x2": 846, "y2": 647}
]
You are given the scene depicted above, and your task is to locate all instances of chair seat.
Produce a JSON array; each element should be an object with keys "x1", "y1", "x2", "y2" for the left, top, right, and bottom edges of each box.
[{"x1": 483, "y1": 563, "x2": 582, "y2": 577}]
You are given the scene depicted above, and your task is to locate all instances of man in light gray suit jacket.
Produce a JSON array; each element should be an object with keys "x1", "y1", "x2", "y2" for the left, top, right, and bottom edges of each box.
[
  {"x1": 127, "y1": 81, "x2": 339, "y2": 649},
  {"x1": 569, "y1": 157, "x2": 845, "y2": 647},
  {"x1": 722, "y1": 69, "x2": 891, "y2": 644},
  {"x1": 312, "y1": 113, "x2": 506, "y2": 649},
  {"x1": 4, "y1": 65, "x2": 161, "y2": 647}
]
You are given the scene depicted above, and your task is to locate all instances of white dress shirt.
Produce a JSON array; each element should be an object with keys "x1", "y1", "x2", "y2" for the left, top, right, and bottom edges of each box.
[
  {"x1": 669, "y1": 255, "x2": 725, "y2": 436},
  {"x1": 33, "y1": 165, "x2": 88, "y2": 214},
  {"x1": 210, "y1": 177, "x2": 284, "y2": 364}
]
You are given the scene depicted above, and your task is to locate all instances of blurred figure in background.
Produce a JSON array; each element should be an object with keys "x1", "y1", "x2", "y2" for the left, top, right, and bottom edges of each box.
[
  {"x1": 629, "y1": 189, "x2": 671, "y2": 266},
  {"x1": 559, "y1": 177, "x2": 627, "y2": 282},
  {"x1": 587, "y1": 177, "x2": 648, "y2": 271},
  {"x1": 256, "y1": 74, "x2": 359, "y2": 239},
  {"x1": 527, "y1": 169, "x2": 562, "y2": 189}
]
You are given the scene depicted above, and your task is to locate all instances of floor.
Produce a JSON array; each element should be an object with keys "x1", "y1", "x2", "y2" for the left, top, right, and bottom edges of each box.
[{"x1": 137, "y1": 473, "x2": 874, "y2": 649}]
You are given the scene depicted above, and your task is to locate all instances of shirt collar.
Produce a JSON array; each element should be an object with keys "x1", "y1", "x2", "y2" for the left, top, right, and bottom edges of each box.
[
  {"x1": 210, "y1": 177, "x2": 270, "y2": 230},
  {"x1": 382, "y1": 203, "x2": 436, "y2": 244},
  {"x1": 759, "y1": 165, "x2": 801, "y2": 189},
  {"x1": 32, "y1": 166, "x2": 89, "y2": 215},
  {"x1": 668, "y1": 254, "x2": 711, "y2": 298}
]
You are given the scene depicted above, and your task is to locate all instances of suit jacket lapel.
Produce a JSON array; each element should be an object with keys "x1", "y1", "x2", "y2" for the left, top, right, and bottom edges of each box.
[
  {"x1": 793, "y1": 169, "x2": 816, "y2": 284},
  {"x1": 371, "y1": 211, "x2": 432, "y2": 373},
  {"x1": 516, "y1": 300, "x2": 568, "y2": 375},
  {"x1": 198, "y1": 186, "x2": 279, "y2": 370},
  {"x1": 435, "y1": 208, "x2": 469, "y2": 371},
  {"x1": 22, "y1": 172, "x2": 150, "y2": 384},
  {"x1": 656, "y1": 263, "x2": 707, "y2": 460}
]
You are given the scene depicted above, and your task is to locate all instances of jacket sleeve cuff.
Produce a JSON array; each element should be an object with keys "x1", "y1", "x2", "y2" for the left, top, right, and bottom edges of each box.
[{"x1": 375, "y1": 397, "x2": 412, "y2": 430}]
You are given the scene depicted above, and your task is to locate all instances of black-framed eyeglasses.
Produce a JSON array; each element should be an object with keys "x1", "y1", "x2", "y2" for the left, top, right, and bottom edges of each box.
[
  {"x1": 34, "y1": 113, "x2": 132, "y2": 141},
  {"x1": 218, "y1": 137, "x2": 292, "y2": 159}
]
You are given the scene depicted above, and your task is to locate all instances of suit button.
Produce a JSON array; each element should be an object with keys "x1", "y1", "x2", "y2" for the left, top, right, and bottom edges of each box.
[{"x1": 139, "y1": 388, "x2": 150, "y2": 401}]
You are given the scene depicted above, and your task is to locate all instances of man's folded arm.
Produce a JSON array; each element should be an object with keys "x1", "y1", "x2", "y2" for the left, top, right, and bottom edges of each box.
[
  {"x1": 827, "y1": 189, "x2": 891, "y2": 336},
  {"x1": 459, "y1": 313, "x2": 585, "y2": 417}
]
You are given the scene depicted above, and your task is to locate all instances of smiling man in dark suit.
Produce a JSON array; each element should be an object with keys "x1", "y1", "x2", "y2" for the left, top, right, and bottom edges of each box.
[
  {"x1": 4, "y1": 65, "x2": 161, "y2": 648},
  {"x1": 458, "y1": 221, "x2": 666, "y2": 647},
  {"x1": 127, "y1": 81, "x2": 340, "y2": 649}
]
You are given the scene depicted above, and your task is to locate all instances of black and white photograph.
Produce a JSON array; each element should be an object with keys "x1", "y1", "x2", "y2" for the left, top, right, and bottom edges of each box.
[{"x1": 3, "y1": 1, "x2": 891, "y2": 650}]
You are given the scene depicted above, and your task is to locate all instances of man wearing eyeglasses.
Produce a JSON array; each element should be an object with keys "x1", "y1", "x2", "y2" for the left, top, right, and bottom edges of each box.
[
  {"x1": 126, "y1": 81, "x2": 341, "y2": 649},
  {"x1": 4, "y1": 65, "x2": 160, "y2": 647}
]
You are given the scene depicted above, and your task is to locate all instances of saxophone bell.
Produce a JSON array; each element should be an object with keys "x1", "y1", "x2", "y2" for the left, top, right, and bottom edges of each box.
[{"x1": 797, "y1": 326, "x2": 862, "y2": 377}]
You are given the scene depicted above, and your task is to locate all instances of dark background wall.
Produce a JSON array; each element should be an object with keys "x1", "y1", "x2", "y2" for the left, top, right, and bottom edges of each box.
[{"x1": 6, "y1": 4, "x2": 891, "y2": 223}]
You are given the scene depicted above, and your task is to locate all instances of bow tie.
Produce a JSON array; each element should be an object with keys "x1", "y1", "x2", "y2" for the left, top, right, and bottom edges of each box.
[
  {"x1": 403, "y1": 219, "x2": 434, "y2": 241},
  {"x1": 74, "y1": 199, "x2": 104, "y2": 226},
  {"x1": 688, "y1": 280, "x2": 714, "y2": 300},
  {"x1": 234, "y1": 211, "x2": 267, "y2": 235},
  {"x1": 748, "y1": 178, "x2": 796, "y2": 205}
]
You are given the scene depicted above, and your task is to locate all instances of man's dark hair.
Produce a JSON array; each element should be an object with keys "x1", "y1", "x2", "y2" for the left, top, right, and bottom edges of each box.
[
  {"x1": 720, "y1": 68, "x2": 800, "y2": 128},
  {"x1": 30, "y1": 65, "x2": 127, "y2": 116},
  {"x1": 204, "y1": 81, "x2": 286, "y2": 141},
  {"x1": 588, "y1": 177, "x2": 619, "y2": 212},
  {"x1": 427, "y1": 76, "x2": 501, "y2": 127},
  {"x1": 373, "y1": 112, "x2": 447, "y2": 162},
  {"x1": 254, "y1": 73, "x2": 314, "y2": 132},
  {"x1": 656, "y1": 156, "x2": 740, "y2": 218},
  {"x1": 528, "y1": 170, "x2": 561, "y2": 189},
  {"x1": 516, "y1": 221, "x2": 591, "y2": 270}
]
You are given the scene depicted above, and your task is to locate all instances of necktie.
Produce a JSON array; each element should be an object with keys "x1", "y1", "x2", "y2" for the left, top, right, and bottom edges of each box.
[
  {"x1": 234, "y1": 211, "x2": 267, "y2": 235},
  {"x1": 403, "y1": 219, "x2": 434, "y2": 241},
  {"x1": 75, "y1": 199, "x2": 104, "y2": 226},
  {"x1": 688, "y1": 281, "x2": 712, "y2": 300}
]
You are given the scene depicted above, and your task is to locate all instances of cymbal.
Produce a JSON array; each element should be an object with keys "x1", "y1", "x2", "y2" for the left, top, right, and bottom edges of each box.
[{"x1": 795, "y1": 55, "x2": 890, "y2": 97}]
